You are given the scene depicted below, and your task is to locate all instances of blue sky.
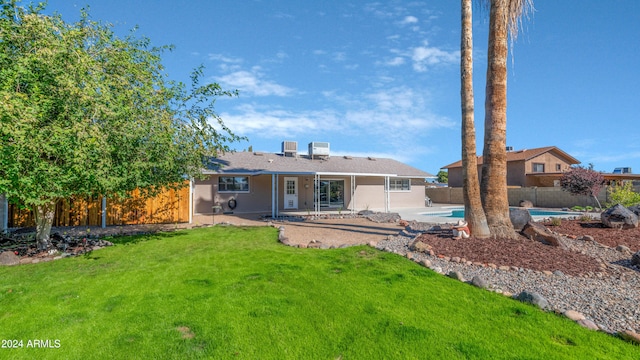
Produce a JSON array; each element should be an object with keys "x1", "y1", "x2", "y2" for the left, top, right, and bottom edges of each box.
[{"x1": 42, "y1": 1, "x2": 640, "y2": 176}]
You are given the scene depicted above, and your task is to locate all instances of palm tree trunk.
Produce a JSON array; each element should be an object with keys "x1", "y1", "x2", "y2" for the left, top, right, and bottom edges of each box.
[
  {"x1": 461, "y1": 0, "x2": 490, "y2": 238},
  {"x1": 480, "y1": 0, "x2": 517, "y2": 239}
]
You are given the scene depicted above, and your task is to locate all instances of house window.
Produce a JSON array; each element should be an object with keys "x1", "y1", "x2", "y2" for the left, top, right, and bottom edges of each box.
[
  {"x1": 218, "y1": 176, "x2": 249, "y2": 192},
  {"x1": 532, "y1": 163, "x2": 545, "y2": 173},
  {"x1": 389, "y1": 178, "x2": 411, "y2": 191},
  {"x1": 556, "y1": 163, "x2": 562, "y2": 171}
]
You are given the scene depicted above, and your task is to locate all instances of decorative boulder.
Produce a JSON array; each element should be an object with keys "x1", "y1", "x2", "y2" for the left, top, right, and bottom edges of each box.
[
  {"x1": 519, "y1": 200, "x2": 534, "y2": 208},
  {"x1": 0, "y1": 251, "x2": 20, "y2": 266},
  {"x1": 521, "y1": 222, "x2": 569, "y2": 250},
  {"x1": 601, "y1": 204, "x2": 638, "y2": 229},
  {"x1": 408, "y1": 239, "x2": 432, "y2": 253},
  {"x1": 627, "y1": 204, "x2": 640, "y2": 217},
  {"x1": 516, "y1": 290, "x2": 549, "y2": 310},
  {"x1": 510, "y1": 207, "x2": 533, "y2": 231}
]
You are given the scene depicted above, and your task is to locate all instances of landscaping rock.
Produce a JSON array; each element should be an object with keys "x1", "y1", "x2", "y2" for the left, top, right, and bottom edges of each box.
[
  {"x1": 420, "y1": 259, "x2": 432, "y2": 268},
  {"x1": 447, "y1": 271, "x2": 465, "y2": 282},
  {"x1": 578, "y1": 235, "x2": 594, "y2": 242},
  {"x1": 521, "y1": 222, "x2": 569, "y2": 249},
  {"x1": 577, "y1": 319, "x2": 599, "y2": 331},
  {"x1": 516, "y1": 291, "x2": 549, "y2": 310},
  {"x1": 615, "y1": 245, "x2": 632, "y2": 254},
  {"x1": 627, "y1": 205, "x2": 640, "y2": 217},
  {"x1": 471, "y1": 276, "x2": 489, "y2": 289},
  {"x1": 0, "y1": 251, "x2": 20, "y2": 266},
  {"x1": 601, "y1": 204, "x2": 638, "y2": 229},
  {"x1": 408, "y1": 239, "x2": 432, "y2": 253},
  {"x1": 619, "y1": 330, "x2": 640, "y2": 345},
  {"x1": 510, "y1": 207, "x2": 533, "y2": 231},
  {"x1": 563, "y1": 310, "x2": 586, "y2": 321},
  {"x1": 365, "y1": 212, "x2": 401, "y2": 223}
]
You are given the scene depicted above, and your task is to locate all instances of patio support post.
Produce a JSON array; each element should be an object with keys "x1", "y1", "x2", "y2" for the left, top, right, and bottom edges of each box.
[
  {"x1": 350, "y1": 175, "x2": 356, "y2": 214},
  {"x1": 314, "y1": 174, "x2": 320, "y2": 216},
  {"x1": 101, "y1": 197, "x2": 107, "y2": 228},
  {"x1": 271, "y1": 173, "x2": 277, "y2": 218},
  {"x1": 384, "y1": 176, "x2": 390, "y2": 213}
]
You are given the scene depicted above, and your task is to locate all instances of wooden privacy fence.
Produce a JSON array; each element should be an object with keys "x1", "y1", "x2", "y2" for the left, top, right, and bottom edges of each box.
[{"x1": 8, "y1": 184, "x2": 190, "y2": 228}]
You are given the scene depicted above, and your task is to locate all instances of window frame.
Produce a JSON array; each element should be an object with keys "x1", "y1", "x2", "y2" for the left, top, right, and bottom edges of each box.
[
  {"x1": 218, "y1": 176, "x2": 250, "y2": 193},
  {"x1": 532, "y1": 163, "x2": 545, "y2": 173},
  {"x1": 388, "y1": 178, "x2": 411, "y2": 192}
]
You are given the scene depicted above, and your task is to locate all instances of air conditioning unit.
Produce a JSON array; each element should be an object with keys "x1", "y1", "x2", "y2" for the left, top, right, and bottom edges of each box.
[
  {"x1": 308, "y1": 142, "x2": 330, "y2": 158},
  {"x1": 282, "y1": 141, "x2": 298, "y2": 157}
]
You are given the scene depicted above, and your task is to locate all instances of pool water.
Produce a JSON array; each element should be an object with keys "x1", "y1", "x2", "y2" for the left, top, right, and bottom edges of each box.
[{"x1": 431, "y1": 208, "x2": 578, "y2": 218}]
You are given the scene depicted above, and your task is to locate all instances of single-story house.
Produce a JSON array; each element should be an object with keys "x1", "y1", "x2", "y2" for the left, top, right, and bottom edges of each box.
[
  {"x1": 193, "y1": 141, "x2": 433, "y2": 217},
  {"x1": 443, "y1": 146, "x2": 580, "y2": 187}
]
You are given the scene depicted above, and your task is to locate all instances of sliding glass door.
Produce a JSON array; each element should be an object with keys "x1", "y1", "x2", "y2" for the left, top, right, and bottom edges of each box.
[{"x1": 316, "y1": 179, "x2": 344, "y2": 208}]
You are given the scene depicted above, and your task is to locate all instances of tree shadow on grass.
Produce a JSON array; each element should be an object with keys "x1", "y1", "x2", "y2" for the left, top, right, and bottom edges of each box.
[{"x1": 108, "y1": 229, "x2": 186, "y2": 245}]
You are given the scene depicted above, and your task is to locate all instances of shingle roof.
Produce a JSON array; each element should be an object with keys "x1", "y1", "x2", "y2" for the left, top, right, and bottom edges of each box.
[
  {"x1": 442, "y1": 146, "x2": 581, "y2": 169},
  {"x1": 203, "y1": 152, "x2": 433, "y2": 178}
]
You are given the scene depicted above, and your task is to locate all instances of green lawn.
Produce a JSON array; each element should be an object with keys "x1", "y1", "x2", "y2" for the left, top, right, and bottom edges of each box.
[{"x1": 0, "y1": 226, "x2": 637, "y2": 359}]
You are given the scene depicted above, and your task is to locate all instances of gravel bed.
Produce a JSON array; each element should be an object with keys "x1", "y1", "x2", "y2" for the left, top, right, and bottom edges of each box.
[{"x1": 376, "y1": 228, "x2": 640, "y2": 335}]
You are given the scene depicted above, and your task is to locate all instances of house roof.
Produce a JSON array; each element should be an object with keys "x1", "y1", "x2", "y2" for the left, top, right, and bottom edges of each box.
[
  {"x1": 442, "y1": 146, "x2": 581, "y2": 169},
  {"x1": 203, "y1": 151, "x2": 433, "y2": 178}
]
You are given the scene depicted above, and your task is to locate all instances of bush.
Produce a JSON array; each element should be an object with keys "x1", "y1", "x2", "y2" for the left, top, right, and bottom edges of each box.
[
  {"x1": 547, "y1": 217, "x2": 562, "y2": 226},
  {"x1": 560, "y1": 166, "x2": 605, "y2": 209},
  {"x1": 606, "y1": 182, "x2": 640, "y2": 208}
]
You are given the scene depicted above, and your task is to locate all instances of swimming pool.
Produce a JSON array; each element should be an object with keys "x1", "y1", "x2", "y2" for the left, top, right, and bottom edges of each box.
[{"x1": 422, "y1": 208, "x2": 581, "y2": 219}]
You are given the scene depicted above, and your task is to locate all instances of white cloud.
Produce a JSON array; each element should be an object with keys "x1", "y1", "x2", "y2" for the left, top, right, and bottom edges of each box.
[
  {"x1": 411, "y1": 42, "x2": 459, "y2": 72},
  {"x1": 385, "y1": 56, "x2": 405, "y2": 66},
  {"x1": 218, "y1": 104, "x2": 338, "y2": 138},
  {"x1": 400, "y1": 15, "x2": 418, "y2": 25},
  {"x1": 216, "y1": 69, "x2": 294, "y2": 97},
  {"x1": 208, "y1": 53, "x2": 243, "y2": 64}
]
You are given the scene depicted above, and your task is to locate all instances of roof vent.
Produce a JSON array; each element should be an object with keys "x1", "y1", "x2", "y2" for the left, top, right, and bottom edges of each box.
[
  {"x1": 282, "y1": 141, "x2": 298, "y2": 157},
  {"x1": 308, "y1": 142, "x2": 330, "y2": 159}
]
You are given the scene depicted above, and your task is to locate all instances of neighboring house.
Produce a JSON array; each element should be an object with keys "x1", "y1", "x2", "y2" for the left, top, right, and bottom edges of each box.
[
  {"x1": 443, "y1": 146, "x2": 580, "y2": 188},
  {"x1": 193, "y1": 141, "x2": 433, "y2": 217}
]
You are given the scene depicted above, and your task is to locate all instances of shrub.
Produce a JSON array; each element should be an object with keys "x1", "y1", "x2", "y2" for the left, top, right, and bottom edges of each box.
[
  {"x1": 547, "y1": 217, "x2": 562, "y2": 226},
  {"x1": 606, "y1": 182, "x2": 640, "y2": 208},
  {"x1": 560, "y1": 166, "x2": 605, "y2": 209}
]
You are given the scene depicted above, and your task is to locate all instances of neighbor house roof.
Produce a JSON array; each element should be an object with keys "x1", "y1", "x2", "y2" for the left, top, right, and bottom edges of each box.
[
  {"x1": 442, "y1": 146, "x2": 581, "y2": 169},
  {"x1": 203, "y1": 151, "x2": 433, "y2": 178}
]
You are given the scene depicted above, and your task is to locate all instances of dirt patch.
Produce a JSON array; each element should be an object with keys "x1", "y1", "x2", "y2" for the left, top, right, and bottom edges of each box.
[{"x1": 274, "y1": 217, "x2": 404, "y2": 247}]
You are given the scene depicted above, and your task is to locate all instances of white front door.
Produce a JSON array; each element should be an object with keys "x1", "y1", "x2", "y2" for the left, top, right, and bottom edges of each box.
[{"x1": 284, "y1": 177, "x2": 298, "y2": 209}]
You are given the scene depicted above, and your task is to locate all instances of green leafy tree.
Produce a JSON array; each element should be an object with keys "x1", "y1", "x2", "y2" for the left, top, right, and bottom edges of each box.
[
  {"x1": 0, "y1": 1, "x2": 243, "y2": 248},
  {"x1": 560, "y1": 166, "x2": 605, "y2": 210},
  {"x1": 436, "y1": 170, "x2": 449, "y2": 184},
  {"x1": 606, "y1": 182, "x2": 640, "y2": 208}
]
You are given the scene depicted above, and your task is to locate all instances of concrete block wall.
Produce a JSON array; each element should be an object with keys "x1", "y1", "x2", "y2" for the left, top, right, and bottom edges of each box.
[{"x1": 426, "y1": 185, "x2": 636, "y2": 209}]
